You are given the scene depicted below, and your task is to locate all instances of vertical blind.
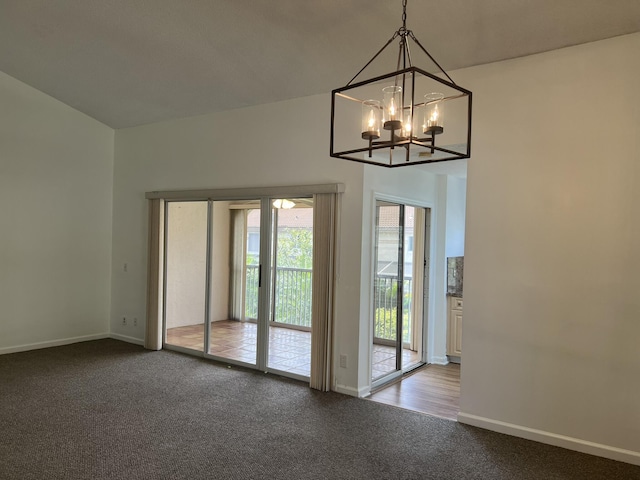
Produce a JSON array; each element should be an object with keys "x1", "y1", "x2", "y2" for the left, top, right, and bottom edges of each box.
[
  {"x1": 309, "y1": 193, "x2": 338, "y2": 391},
  {"x1": 145, "y1": 198, "x2": 164, "y2": 351}
]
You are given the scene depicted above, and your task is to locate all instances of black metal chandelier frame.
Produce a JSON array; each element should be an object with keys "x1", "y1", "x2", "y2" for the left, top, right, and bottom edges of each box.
[{"x1": 330, "y1": 0, "x2": 472, "y2": 168}]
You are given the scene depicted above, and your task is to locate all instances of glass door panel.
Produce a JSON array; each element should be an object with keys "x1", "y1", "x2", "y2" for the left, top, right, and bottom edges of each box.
[
  {"x1": 372, "y1": 202, "x2": 428, "y2": 386},
  {"x1": 163, "y1": 193, "x2": 318, "y2": 381},
  {"x1": 267, "y1": 198, "x2": 313, "y2": 378},
  {"x1": 372, "y1": 202, "x2": 403, "y2": 381},
  {"x1": 164, "y1": 201, "x2": 208, "y2": 352},
  {"x1": 401, "y1": 206, "x2": 421, "y2": 371},
  {"x1": 207, "y1": 201, "x2": 259, "y2": 365}
]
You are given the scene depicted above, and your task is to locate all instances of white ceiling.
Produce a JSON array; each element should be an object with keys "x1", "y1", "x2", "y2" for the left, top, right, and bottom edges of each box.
[{"x1": 1, "y1": 0, "x2": 640, "y2": 129}]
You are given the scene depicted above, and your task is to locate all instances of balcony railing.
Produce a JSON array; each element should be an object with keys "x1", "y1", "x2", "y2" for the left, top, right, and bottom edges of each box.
[
  {"x1": 245, "y1": 265, "x2": 312, "y2": 328},
  {"x1": 246, "y1": 265, "x2": 413, "y2": 341},
  {"x1": 373, "y1": 274, "x2": 413, "y2": 343}
]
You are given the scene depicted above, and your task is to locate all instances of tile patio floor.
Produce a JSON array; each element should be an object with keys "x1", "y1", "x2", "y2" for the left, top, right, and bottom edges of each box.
[{"x1": 166, "y1": 320, "x2": 420, "y2": 379}]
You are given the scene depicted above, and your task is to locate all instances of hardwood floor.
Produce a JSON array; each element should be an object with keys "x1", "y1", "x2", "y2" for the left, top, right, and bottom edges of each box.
[{"x1": 367, "y1": 363, "x2": 461, "y2": 420}]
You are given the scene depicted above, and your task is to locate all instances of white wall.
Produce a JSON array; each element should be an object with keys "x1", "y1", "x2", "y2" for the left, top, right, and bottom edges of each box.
[
  {"x1": 111, "y1": 94, "x2": 366, "y2": 392},
  {"x1": 165, "y1": 202, "x2": 208, "y2": 329},
  {"x1": 164, "y1": 200, "x2": 229, "y2": 328},
  {"x1": 458, "y1": 33, "x2": 640, "y2": 461},
  {"x1": 0, "y1": 71, "x2": 114, "y2": 353},
  {"x1": 211, "y1": 201, "x2": 230, "y2": 322},
  {"x1": 444, "y1": 175, "x2": 466, "y2": 258}
]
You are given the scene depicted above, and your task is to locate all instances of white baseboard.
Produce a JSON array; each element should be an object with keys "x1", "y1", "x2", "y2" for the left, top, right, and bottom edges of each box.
[
  {"x1": 333, "y1": 383, "x2": 368, "y2": 397},
  {"x1": 0, "y1": 333, "x2": 110, "y2": 355},
  {"x1": 109, "y1": 333, "x2": 144, "y2": 346},
  {"x1": 457, "y1": 412, "x2": 640, "y2": 467},
  {"x1": 429, "y1": 355, "x2": 449, "y2": 365}
]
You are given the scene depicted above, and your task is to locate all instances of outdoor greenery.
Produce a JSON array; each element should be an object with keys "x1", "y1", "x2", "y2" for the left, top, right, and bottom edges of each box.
[
  {"x1": 245, "y1": 228, "x2": 312, "y2": 268},
  {"x1": 374, "y1": 308, "x2": 411, "y2": 343},
  {"x1": 245, "y1": 227, "x2": 313, "y2": 326},
  {"x1": 277, "y1": 228, "x2": 313, "y2": 269},
  {"x1": 373, "y1": 278, "x2": 413, "y2": 343}
]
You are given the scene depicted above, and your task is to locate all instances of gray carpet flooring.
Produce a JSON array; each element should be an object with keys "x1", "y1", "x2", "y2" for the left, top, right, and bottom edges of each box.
[{"x1": 1, "y1": 339, "x2": 638, "y2": 479}]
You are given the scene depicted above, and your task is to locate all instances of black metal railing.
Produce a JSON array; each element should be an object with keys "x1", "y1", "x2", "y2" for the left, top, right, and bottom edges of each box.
[
  {"x1": 245, "y1": 265, "x2": 312, "y2": 328},
  {"x1": 245, "y1": 266, "x2": 412, "y2": 340},
  {"x1": 245, "y1": 265, "x2": 259, "y2": 319},
  {"x1": 373, "y1": 274, "x2": 413, "y2": 343}
]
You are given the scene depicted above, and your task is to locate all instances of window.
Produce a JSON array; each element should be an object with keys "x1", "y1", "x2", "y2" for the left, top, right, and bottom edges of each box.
[{"x1": 247, "y1": 231, "x2": 260, "y2": 257}]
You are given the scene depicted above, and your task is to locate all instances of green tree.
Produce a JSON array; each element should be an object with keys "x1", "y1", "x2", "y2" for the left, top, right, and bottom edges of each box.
[
  {"x1": 244, "y1": 227, "x2": 314, "y2": 326},
  {"x1": 275, "y1": 228, "x2": 312, "y2": 268}
]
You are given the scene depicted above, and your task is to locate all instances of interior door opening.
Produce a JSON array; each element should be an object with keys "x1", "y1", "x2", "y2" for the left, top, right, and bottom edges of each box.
[{"x1": 371, "y1": 201, "x2": 430, "y2": 388}]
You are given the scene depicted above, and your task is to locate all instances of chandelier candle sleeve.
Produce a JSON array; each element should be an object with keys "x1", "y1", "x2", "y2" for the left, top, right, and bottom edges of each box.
[
  {"x1": 382, "y1": 85, "x2": 403, "y2": 130},
  {"x1": 423, "y1": 93, "x2": 444, "y2": 135},
  {"x1": 362, "y1": 100, "x2": 381, "y2": 139}
]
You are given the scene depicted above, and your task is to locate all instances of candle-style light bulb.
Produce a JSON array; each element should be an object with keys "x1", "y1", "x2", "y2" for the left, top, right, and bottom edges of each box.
[
  {"x1": 423, "y1": 93, "x2": 444, "y2": 135},
  {"x1": 362, "y1": 99, "x2": 381, "y2": 140},
  {"x1": 430, "y1": 105, "x2": 439, "y2": 124},
  {"x1": 383, "y1": 85, "x2": 403, "y2": 131},
  {"x1": 401, "y1": 113, "x2": 412, "y2": 139}
]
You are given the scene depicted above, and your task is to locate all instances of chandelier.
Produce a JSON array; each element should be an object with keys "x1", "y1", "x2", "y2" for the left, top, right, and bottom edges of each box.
[{"x1": 330, "y1": 0, "x2": 472, "y2": 168}]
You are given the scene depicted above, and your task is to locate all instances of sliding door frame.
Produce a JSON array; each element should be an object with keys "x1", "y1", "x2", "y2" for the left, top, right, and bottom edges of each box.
[
  {"x1": 161, "y1": 200, "x2": 210, "y2": 356},
  {"x1": 370, "y1": 193, "x2": 433, "y2": 391},
  {"x1": 146, "y1": 184, "x2": 344, "y2": 387}
]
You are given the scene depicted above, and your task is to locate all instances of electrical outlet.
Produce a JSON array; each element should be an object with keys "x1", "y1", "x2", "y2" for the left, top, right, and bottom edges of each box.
[
  {"x1": 122, "y1": 317, "x2": 127, "y2": 326},
  {"x1": 133, "y1": 318, "x2": 138, "y2": 327},
  {"x1": 339, "y1": 354, "x2": 347, "y2": 368}
]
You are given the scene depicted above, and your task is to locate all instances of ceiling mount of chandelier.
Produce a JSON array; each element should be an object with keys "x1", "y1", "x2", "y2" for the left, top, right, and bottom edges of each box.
[{"x1": 330, "y1": 0, "x2": 472, "y2": 168}]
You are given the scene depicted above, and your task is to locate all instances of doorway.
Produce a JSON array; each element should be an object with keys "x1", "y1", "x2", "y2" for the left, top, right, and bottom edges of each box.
[
  {"x1": 162, "y1": 197, "x2": 314, "y2": 380},
  {"x1": 371, "y1": 201, "x2": 430, "y2": 389}
]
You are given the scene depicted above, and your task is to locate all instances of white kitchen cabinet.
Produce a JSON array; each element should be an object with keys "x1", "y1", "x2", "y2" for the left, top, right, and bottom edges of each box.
[{"x1": 447, "y1": 296, "x2": 463, "y2": 358}]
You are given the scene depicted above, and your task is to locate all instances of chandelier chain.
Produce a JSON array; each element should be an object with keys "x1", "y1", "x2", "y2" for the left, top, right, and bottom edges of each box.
[{"x1": 402, "y1": 0, "x2": 407, "y2": 29}]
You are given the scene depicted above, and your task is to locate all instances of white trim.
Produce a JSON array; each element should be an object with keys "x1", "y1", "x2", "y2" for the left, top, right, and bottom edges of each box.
[
  {"x1": 373, "y1": 192, "x2": 436, "y2": 211},
  {"x1": 110, "y1": 333, "x2": 144, "y2": 346},
  {"x1": 0, "y1": 333, "x2": 110, "y2": 355},
  {"x1": 146, "y1": 183, "x2": 345, "y2": 200},
  {"x1": 333, "y1": 383, "x2": 369, "y2": 397},
  {"x1": 457, "y1": 412, "x2": 640, "y2": 466},
  {"x1": 359, "y1": 386, "x2": 372, "y2": 398},
  {"x1": 429, "y1": 355, "x2": 449, "y2": 365}
]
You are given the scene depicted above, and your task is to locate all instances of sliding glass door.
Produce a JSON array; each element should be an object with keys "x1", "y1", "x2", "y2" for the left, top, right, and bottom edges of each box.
[
  {"x1": 267, "y1": 199, "x2": 313, "y2": 377},
  {"x1": 207, "y1": 201, "x2": 259, "y2": 365},
  {"x1": 163, "y1": 196, "x2": 313, "y2": 380},
  {"x1": 372, "y1": 201, "x2": 428, "y2": 387},
  {"x1": 164, "y1": 201, "x2": 208, "y2": 353}
]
